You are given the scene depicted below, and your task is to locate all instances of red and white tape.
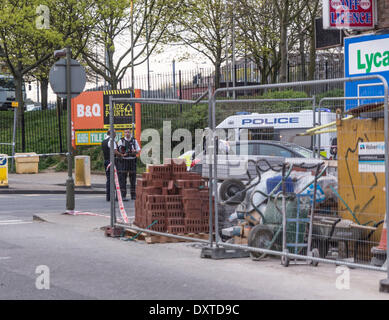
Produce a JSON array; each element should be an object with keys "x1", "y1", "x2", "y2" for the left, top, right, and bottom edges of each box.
[
  {"x1": 106, "y1": 162, "x2": 129, "y2": 224},
  {"x1": 67, "y1": 211, "x2": 109, "y2": 218},
  {"x1": 64, "y1": 162, "x2": 129, "y2": 224},
  {"x1": 66, "y1": 210, "x2": 128, "y2": 224}
]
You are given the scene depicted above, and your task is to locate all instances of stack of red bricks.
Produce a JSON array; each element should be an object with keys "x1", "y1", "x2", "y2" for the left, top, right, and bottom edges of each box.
[{"x1": 134, "y1": 159, "x2": 214, "y2": 234}]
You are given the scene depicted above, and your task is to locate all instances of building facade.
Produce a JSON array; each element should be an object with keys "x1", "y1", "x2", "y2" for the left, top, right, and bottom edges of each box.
[{"x1": 377, "y1": 0, "x2": 389, "y2": 29}]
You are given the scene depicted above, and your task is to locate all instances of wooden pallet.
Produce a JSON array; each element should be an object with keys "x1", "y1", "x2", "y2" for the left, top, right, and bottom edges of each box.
[{"x1": 123, "y1": 227, "x2": 212, "y2": 244}]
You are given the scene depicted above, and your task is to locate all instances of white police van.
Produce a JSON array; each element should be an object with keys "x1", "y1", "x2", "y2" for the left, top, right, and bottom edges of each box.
[{"x1": 216, "y1": 110, "x2": 337, "y2": 158}]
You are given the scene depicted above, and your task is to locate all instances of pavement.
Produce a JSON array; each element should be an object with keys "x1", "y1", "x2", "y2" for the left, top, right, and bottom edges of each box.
[{"x1": 1, "y1": 170, "x2": 107, "y2": 194}]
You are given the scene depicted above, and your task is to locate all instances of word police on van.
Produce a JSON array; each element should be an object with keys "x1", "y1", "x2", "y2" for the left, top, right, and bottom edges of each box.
[{"x1": 241, "y1": 117, "x2": 299, "y2": 125}]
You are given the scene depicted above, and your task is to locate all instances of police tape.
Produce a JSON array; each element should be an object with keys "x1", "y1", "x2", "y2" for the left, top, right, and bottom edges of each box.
[
  {"x1": 66, "y1": 211, "x2": 130, "y2": 224},
  {"x1": 114, "y1": 165, "x2": 129, "y2": 223},
  {"x1": 2, "y1": 152, "x2": 68, "y2": 159},
  {"x1": 107, "y1": 162, "x2": 129, "y2": 224},
  {"x1": 67, "y1": 211, "x2": 109, "y2": 218}
]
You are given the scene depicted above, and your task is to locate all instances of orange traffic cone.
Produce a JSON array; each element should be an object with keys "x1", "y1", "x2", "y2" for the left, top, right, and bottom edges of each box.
[{"x1": 371, "y1": 215, "x2": 387, "y2": 266}]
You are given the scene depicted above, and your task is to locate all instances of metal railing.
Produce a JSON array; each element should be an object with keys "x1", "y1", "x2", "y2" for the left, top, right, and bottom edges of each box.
[
  {"x1": 107, "y1": 76, "x2": 388, "y2": 290},
  {"x1": 210, "y1": 75, "x2": 388, "y2": 277}
]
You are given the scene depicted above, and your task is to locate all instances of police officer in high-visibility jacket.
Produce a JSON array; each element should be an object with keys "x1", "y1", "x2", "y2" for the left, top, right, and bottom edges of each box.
[{"x1": 117, "y1": 128, "x2": 141, "y2": 200}]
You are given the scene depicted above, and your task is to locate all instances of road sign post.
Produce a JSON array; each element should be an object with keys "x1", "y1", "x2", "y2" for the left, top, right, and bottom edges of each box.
[
  {"x1": 66, "y1": 47, "x2": 74, "y2": 212},
  {"x1": 49, "y1": 47, "x2": 86, "y2": 213}
]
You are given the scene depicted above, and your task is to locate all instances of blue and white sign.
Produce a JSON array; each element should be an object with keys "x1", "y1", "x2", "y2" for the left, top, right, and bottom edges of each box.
[
  {"x1": 344, "y1": 33, "x2": 389, "y2": 111},
  {"x1": 358, "y1": 141, "x2": 385, "y2": 172}
]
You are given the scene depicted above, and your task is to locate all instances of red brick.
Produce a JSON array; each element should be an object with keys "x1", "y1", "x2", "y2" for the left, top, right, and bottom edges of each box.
[
  {"x1": 184, "y1": 209, "x2": 202, "y2": 219},
  {"x1": 166, "y1": 218, "x2": 185, "y2": 226},
  {"x1": 185, "y1": 225, "x2": 203, "y2": 233},
  {"x1": 167, "y1": 225, "x2": 185, "y2": 234},
  {"x1": 166, "y1": 211, "x2": 184, "y2": 218},
  {"x1": 145, "y1": 203, "x2": 166, "y2": 211},
  {"x1": 146, "y1": 195, "x2": 166, "y2": 203},
  {"x1": 165, "y1": 195, "x2": 182, "y2": 203},
  {"x1": 137, "y1": 178, "x2": 148, "y2": 187},
  {"x1": 142, "y1": 187, "x2": 162, "y2": 195},
  {"x1": 199, "y1": 190, "x2": 210, "y2": 201},
  {"x1": 183, "y1": 199, "x2": 202, "y2": 210},
  {"x1": 180, "y1": 188, "x2": 200, "y2": 199},
  {"x1": 184, "y1": 218, "x2": 202, "y2": 226},
  {"x1": 166, "y1": 202, "x2": 183, "y2": 211}
]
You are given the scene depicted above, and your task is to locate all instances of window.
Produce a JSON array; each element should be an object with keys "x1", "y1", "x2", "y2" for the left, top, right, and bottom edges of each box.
[
  {"x1": 0, "y1": 78, "x2": 14, "y2": 90},
  {"x1": 259, "y1": 144, "x2": 293, "y2": 157},
  {"x1": 247, "y1": 128, "x2": 277, "y2": 140},
  {"x1": 232, "y1": 143, "x2": 258, "y2": 156}
]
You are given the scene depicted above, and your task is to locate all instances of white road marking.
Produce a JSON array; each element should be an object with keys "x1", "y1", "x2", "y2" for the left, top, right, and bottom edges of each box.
[
  {"x1": 0, "y1": 222, "x2": 32, "y2": 225},
  {"x1": 0, "y1": 257, "x2": 11, "y2": 260},
  {"x1": 0, "y1": 219, "x2": 32, "y2": 226}
]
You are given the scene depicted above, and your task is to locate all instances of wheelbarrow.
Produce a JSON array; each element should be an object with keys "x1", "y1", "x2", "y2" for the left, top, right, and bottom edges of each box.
[
  {"x1": 322, "y1": 185, "x2": 385, "y2": 262},
  {"x1": 312, "y1": 216, "x2": 383, "y2": 263}
]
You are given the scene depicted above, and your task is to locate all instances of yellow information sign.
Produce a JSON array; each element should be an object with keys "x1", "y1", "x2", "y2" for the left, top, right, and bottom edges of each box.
[{"x1": 11, "y1": 101, "x2": 18, "y2": 108}]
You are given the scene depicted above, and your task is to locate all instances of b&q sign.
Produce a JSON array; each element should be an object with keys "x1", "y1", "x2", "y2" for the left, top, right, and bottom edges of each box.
[
  {"x1": 323, "y1": 0, "x2": 376, "y2": 30},
  {"x1": 71, "y1": 89, "x2": 141, "y2": 148}
]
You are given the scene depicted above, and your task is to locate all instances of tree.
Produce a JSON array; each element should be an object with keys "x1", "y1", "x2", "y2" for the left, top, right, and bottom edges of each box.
[
  {"x1": 234, "y1": 0, "x2": 280, "y2": 86},
  {"x1": 272, "y1": 0, "x2": 305, "y2": 83},
  {"x1": 81, "y1": 0, "x2": 182, "y2": 90},
  {"x1": 168, "y1": 0, "x2": 230, "y2": 89},
  {"x1": 305, "y1": 0, "x2": 321, "y2": 81},
  {"x1": 0, "y1": 0, "x2": 94, "y2": 117},
  {"x1": 0, "y1": 0, "x2": 54, "y2": 120},
  {"x1": 31, "y1": 0, "x2": 95, "y2": 109}
]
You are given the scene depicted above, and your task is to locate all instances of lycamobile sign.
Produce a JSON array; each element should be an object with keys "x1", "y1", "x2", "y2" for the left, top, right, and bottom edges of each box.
[
  {"x1": 344, "y1": 33, "x2": 389, "y2": 111},
  {"x1": 349, "y1": 38, "x2": 389, "y2": 74}
]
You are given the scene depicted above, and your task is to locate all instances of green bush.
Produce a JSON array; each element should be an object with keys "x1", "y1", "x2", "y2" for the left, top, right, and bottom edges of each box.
[{"x1": 55, "y1": 159, "x2": 67, "y2": 172}]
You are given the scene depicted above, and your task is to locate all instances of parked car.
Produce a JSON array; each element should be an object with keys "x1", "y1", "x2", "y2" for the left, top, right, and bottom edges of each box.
[
  {"x1": 26, "y1": 104, "x2": 42, "y2": 112},
  {"x1": 190, "y1": 140, "x2": 326, "y2": 176}
]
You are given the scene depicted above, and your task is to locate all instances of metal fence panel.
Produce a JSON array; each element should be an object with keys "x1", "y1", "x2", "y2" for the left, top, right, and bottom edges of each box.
[{"x1": 210, "y1": 76, "x2": 388, "y2": 273}]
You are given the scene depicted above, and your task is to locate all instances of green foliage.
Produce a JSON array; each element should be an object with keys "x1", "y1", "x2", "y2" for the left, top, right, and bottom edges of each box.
[
  {"x1": 38, "y1": 155, "x2": 61, "y2": 170},
  {"x1": 55, "y1": 159, "x2": 67, "y2": 172},
  {"x1": 181, "y1": 103, "x2": 208, "y2": 134},
  {"x1": 76, "y1": 146, "x2": 104, "y2": 172},
  {"x1": 257, "y1": 90, "x2": 311, "y2": 112},
  {"x1": 316, "y1": 88, "x2": 344, "y2": 101}
]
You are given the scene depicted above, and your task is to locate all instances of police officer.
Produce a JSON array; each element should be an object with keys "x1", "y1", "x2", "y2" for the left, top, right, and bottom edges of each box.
[
  {"x1": 101, "y1": 130, "x2": 124, "y2": 202},
  {"x1": 118, "y1": 128, "x2": 141, "y2": 200}
]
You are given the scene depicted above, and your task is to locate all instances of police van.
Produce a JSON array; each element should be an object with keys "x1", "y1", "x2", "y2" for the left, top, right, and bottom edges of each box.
[{"x1": 216, "y1": 109, "x2": 337, "y2": 158}]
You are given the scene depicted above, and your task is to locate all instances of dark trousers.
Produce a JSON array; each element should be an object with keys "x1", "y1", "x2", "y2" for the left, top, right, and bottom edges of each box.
[
  {"x1": 118, "y1": 159, "x2": 137, "y2": 199},
  {"x1": 104, "y1": 160, "x2": 111, "y2": 201}
]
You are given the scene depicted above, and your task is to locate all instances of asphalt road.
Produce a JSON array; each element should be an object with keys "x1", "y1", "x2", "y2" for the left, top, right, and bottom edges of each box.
[
  {"x1": 0, "y1": 194, "x2": 134, "y2": 218},
  {"x1": 0, "y1": 194, "x2": 388, "y2": 301}
]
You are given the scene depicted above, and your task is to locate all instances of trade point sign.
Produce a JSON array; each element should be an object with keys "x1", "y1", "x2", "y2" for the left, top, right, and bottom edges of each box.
[
  {"x1": 344, "y1": 33, "x2": 389, "y2": 111},
  {"x1": 323, "y1": 0, "x2": 376, "y2": 30}
]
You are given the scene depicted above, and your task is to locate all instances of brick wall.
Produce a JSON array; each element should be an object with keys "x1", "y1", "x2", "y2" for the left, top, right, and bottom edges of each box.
[{"x1": 377, "y1": 0, "x2": 389, "y2": 29}]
